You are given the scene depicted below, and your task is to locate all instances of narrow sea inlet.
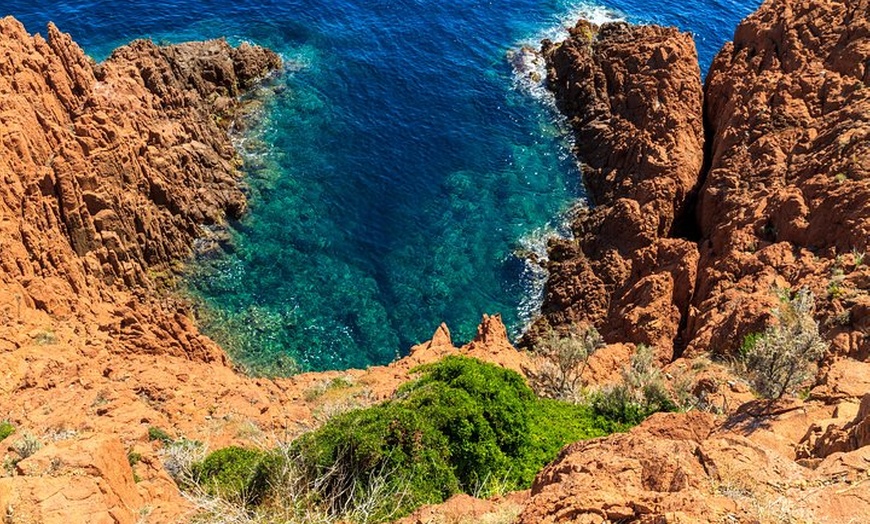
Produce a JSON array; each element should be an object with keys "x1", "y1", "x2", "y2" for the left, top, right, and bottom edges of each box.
[{"x1": 10, "y1": 0, "x2": 759, "y2": 373}]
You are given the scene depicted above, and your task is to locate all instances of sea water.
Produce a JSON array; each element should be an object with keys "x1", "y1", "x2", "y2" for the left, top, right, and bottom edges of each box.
[{"x1": 7, "y1": 0, "x2": 760, "y2": 372}]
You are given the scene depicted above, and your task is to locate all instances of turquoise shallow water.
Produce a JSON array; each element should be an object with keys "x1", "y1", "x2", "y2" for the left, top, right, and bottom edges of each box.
[{"x1": 8, "y1": 0, "x2": 761, "y2": 372}]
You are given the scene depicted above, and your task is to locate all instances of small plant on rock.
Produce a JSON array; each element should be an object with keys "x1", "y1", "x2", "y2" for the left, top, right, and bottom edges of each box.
[
  {"x1": 0, "y1": 421, "x2": 15, "y2": 441},
  {"x1": 592, "y1": 344, "x2": 677, "y2": 425},
  {"x1": 525, "y1": 324, "x2": 604, "y2": 401},
  {"x1": 147, "y1": 426, "x2": 173, "y2": 444},
  {"x1": 13, "y1": 433, "x2": 42, "y2": 459},
  {"x1": 161, "y1": 438, "x2": 206, "y2": 486},
  {"x1": 743, "y1": 288, "x2": 828, "y2": 399}
]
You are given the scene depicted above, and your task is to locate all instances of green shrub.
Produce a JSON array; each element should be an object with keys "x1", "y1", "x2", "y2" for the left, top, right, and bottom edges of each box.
[
  {"x1": 147, "y1": 426, "x2": 173, "y2": 444},
  {"x1": 521, "y1": 399, "x2": 621, "y2": 481},
  {"x1": 192, "y1": 447, "x2": 271, "y2": 505},
  {"x1": 127, "y1": 450, "x2": 142, "y2": 467},
  {"x1": 0, "y1": 421, "x2": 15, "y2": 441},
  {"x1": 293, "y1": 401, "x2": 458, "y2": 518},
  {"x1": 192, "y1": 357, "x2": 628, "y2": 522},
  {"x1": 291, "y1": 356, "x2": 617, "y2": 519}
]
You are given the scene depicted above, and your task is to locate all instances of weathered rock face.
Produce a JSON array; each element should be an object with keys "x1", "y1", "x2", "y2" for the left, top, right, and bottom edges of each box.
[
  {"x1": 687, "y1": 0, "x2": 870, "y2": 359},
  {"x1": 515, "y1": 2, "x2": 870, "y2": 520},
  {"x1": 533, "y1": 21, "x2": 704, "y2": 361},
  {"x1": 538, "y1": 0, "x2": 870, "y2": 366},
  {"x1": 0, "y1": 16, "x2": 280, "y2": 360},
  {"x1": 517, "y1": 409, "x2": 870, "y2": 524},
  {"x1": 0, "y1": 436, "x2": 152, "y2": 524}
]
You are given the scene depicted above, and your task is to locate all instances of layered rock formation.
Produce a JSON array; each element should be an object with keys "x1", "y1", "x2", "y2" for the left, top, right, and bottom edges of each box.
[{"x1": 533, "y1": 21, "x2": 704, "y2": 362}]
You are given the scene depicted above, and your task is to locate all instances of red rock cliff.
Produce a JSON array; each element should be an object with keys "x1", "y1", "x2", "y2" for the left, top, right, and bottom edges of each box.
[
  {"x1": 688, "y1": 0, "x2": 870, "y2": 360},
  {"x1": 538, "y1": 0, "x2": 869, "y2": 367},
  {"x1": 0, "y1": 17, "x2": 280, "y2": 359},
  {"x1": 534, "y1": 21, "x2": 704, "y2": 362}
]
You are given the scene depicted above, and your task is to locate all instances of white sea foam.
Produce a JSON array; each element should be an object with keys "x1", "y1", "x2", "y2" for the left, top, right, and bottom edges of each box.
[
  {"x1": 510, "y1": 1, "x2": 625, "y2": 101},
  {"x1": 507, "y1": 2, "x2": 621, "y2": 339},
  {"x1": 512, "y1": 203, "x2": 586, "y2": 338}
]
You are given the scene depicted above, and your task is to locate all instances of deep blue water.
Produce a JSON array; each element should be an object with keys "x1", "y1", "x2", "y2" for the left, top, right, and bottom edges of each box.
[{"x1": 7, "y1": 0, "x2": 760, "y2": 373}]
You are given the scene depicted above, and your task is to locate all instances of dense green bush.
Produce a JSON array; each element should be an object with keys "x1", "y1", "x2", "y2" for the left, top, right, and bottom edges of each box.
[
  {"x1": 192, "y1": 446, "x2": 271, "y2": 505},
  {"x1": 290, "y1": 356, "x2": 617, "y2": 518},
  {"x1": 189, "y1": 356, "x2": 654, "y2": 522}
]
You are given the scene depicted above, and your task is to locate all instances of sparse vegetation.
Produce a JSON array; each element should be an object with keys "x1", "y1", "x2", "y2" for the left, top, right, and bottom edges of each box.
[
  {"x1": 591, "y1": 345, "x2": 678, "y2": 425},
  {"x1": 161, "y1": 438, "x2": 207, "y2": 485},
  {"x1": 742, "y1": 288, "x2": 828, "y2": 399},
  {"x1": 148, "y1": 426, "x2": 174, "y2": 444},
  {"x1": 30, "y1": 329, "x2": 57, "y2": 345},
  {"x1": 525, "y1": 324, "x2": 604, "y2": 402},
  {"x1": 740, "y1": 332, "x2": 764, "y2": 359},
  {"x1": 828, "y1": 268, "x2": 846, "y2": 300},
  {"x1": 0, "y1": 421, "x2": 15, "y2": 441},
  {"x1": 13, "y1": 433, "x2": 42, "y2": 459},
  {"x1": 128, "y1": 450, "x2": 143, "y2": 467},
  {"x1": 303, "y1": 375, "x2": 357, "y2": 402},
  {"x1": 192, "y1": 447, "x2": 271, "y2": 505}
]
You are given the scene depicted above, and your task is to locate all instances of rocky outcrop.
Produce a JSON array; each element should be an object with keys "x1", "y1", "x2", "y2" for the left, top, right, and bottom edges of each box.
[
  {"x1": 537, "y1": 0, "x2": 870, "y2": 367},
  {"x1": 518, "y1": 409, "x2": 870, "y2": 523},
  {"x1": 533, "y1": 21, "x2": 704, "y2": 362},
  {"x1": 798, "y1": 393, "x2": 870, "y2": 460},
  {"x1": 517, "y1": 2, "x2": 870, "y2": 519},
  {"x1": 0, "y1": 435, "x2": 175, "y2": 524},
  {"x1": 0, "y1": 16, "x2": 280, "y2": 360},
  {"x1": 686, "y1": 0, "x2": 870, "y2": 359}
]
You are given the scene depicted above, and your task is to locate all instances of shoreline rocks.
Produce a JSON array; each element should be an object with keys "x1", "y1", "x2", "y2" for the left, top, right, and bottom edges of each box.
[
  {"x1": 0, "y1": 16, "x2": 281, "y2": 361},
  {"x1": 530, "y1": 20, "x2": 704, "y2": 362},
  {"x1": 535, "y1": 0, "x2": 869, "y2": 367}
]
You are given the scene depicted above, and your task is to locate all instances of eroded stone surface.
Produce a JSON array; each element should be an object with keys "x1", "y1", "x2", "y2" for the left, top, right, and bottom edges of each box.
[{"x1": 533, "y1": 21, "x2": 704, "y2": 362}]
